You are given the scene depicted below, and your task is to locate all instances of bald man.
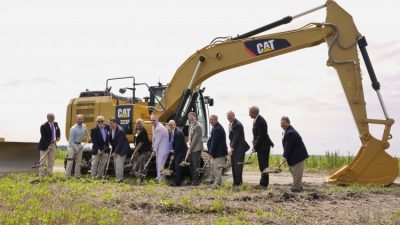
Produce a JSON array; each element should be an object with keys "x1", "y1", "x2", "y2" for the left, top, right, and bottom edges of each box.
[
  {"x1": 66, "y1": 114, "x2": 88, "y2": 179},
  {"x1": 38, "y1": 113, "x2": 60, "y2": 178},
  {"x1": 249, "y1": 106, "x2": 274, "y2": 188}
]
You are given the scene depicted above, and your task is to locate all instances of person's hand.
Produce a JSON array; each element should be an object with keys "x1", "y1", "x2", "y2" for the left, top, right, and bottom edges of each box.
[
  {"x1": 228, "y1": 149, "x2": 233, "y2": 156},
  {"x1": 97, "y1": 150, "x2": 102, "y2": 155},
  {"x1": 208, "y1": 154, "x2": 213, "y2": 160},
  {"x1": 187, "y1": 148, "x2": 191, "y2": 154},
  {"x1": 112, "y1": 152, "x2": 117, "y2": 158},
  {"x1": 151, "y1": 151, "x2": 156, "y2": 157},
  {"x1": 170, "y1": 155, "x2": 174, "y2": 161}
]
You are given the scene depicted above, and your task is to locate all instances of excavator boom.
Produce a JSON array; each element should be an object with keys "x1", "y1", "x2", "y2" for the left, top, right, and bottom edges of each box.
[{"x1": 155, "y1": 0, "x2": 398, "y2": 185}]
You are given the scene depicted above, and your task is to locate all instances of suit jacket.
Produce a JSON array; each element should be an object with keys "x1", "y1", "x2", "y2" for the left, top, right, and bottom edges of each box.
[
  {"x1": 38, "y1": 122, "x2": 60, "y2": 151},
  {"x1": 152, "y1": 122, "x2": 170, "y2": 156},
  {"x1": 252, "y1": 115, "x2": 274, "y2": 152},
  {"x1": 282, "y1": 125, "x2": 309, "y2": 166},
  {"x1": 171, "y1": 128, "x2": 188, "y2": 161},
  {"x1": 189, "y1": 122, "x2": 204, "y2": 152},
  {"x1": 207, "y1": 122, "x2": 228, "y2": 158},
  {"x1": 110, "y1": 125, "x2": 130, "y2": 156},
  {"x1": 91, "y1": 125, "x2": 111, "y2": 155},
  {"x1": 229, "y1": 119, "x2": 250, "y2": 153}
]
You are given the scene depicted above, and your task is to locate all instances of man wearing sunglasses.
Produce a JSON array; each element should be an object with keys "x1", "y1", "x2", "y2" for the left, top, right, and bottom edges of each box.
[{"x1": 90, "y1": 116, "x2": 111, "y2": 178}]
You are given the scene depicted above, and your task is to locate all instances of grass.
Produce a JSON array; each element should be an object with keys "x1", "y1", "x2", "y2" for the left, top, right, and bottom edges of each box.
[
  {"x1": 0, "y1": 173, "x2": 399, "y2": 225},
  {"x1": 246, "y1": 150, "x2": 356, "y2": 173}
]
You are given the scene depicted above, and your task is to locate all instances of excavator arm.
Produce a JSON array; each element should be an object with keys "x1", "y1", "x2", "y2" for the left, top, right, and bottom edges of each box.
[{"x1": 155, "y1": 0, "x2": 398, "y2": 185}]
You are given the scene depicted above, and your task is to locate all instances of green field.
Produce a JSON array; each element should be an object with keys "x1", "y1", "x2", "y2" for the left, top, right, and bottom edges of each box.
[{"x1": 1, "y1": 173, "x2": 399, "y2": 225}]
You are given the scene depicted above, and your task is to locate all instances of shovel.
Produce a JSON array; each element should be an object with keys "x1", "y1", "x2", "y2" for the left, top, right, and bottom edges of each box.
[
  {"x1": 262, "y1": 161, "x2": 284, "y2": 174},
  {"x1": 65, "y1": 142, "x2": 88, "y2": 162},
  {"x1": 88, "y1": 146, "x2": 110, "y2": 165},
  {"x1": 160, "y1": 157, "x2": 174, "y2": 176},
  {"x1": 125, "y1": 152, "x2": 138, "y2": 169},
  {"x1": 32, "y1": 148, "x2": 51, "y2": 168},
  {"x1": 196, "y1": 159, "x2": 210, "y2": 174},
  {"x1": 237, "y1": 151, "x2": 255, "y2": 165},
  {"x1": 179, "y1": 152, "x2": 190, "y2": 167},
  {"x1": 135, "y1": 154, "x2": 154, "y2": 178}
]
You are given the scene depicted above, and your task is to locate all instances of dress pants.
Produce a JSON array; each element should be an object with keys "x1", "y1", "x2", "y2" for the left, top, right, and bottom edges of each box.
[
  {"x1": 39, "y1": 143, "x2": 56, "y2": 178},
  {"x1": 209, "y1": 156, "x2": 226, "y2": 185},
  {"x1": 257, "y1": 149, "x2": 270, "y2": 187},
  {"x1": 114, "y1": 154, "x2": 126, "y2": 181},
  {"x1": 289, "y1": 160, "x2": 305, "y2": 191},
  {"x1": 156, "y1": 152, "x2": 169, "y2": 180},
  {"x1": 189, "y1": 151, "x2": 201, "y2": 184},
  {"x1": 90, "y1": 153, "x2": 109, "y2": 177},
  {"x1": 65, "y1": 144, "x2": 83, "y2": 178},
  {"x1": 231, "y1": 149, "x2": 246, "y2": 185}
]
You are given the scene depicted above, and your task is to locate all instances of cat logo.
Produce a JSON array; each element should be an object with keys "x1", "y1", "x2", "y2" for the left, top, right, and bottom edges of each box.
[
  {"x1": 244, "y1": 38, "x2": 291, "y2": 56},
  {"x1": 117, "y1": 108, "x2": 131, "y2": 119}
]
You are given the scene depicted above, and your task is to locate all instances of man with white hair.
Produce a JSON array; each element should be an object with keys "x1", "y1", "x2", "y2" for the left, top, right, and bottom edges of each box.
[
  {"x1": 150, "y1": 114, "x2": 170, "y2": 180},
  {"x1": 207, "y1": 115, "x2": 228, "y2": 187},
  {"x1": 90, "y1": 115, "x2": 110, "y2": 178},
  {"x1": 38, "y1": 113, "x2": 60, "y2": 178},
  {"x1": 66, "y1": 114, "x2": 88, "y2": 179}
]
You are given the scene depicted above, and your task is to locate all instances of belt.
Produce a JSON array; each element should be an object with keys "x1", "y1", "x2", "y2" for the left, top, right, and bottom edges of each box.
[{"x1": 74, "y1": 142, "x2": 81, "y2": 145}]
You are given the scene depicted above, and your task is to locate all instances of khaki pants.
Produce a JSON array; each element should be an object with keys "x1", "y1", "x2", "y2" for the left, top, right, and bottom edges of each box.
[
  {"x1": 65, "y1": 144, "x2": 83, "y2": 178},
  {"x1": 209, "y1": 156, "x2": 226, "y2": 185},
  {"x1": 39, "y1": 143, "x2": 56, "y2": 178},
  {"x1": 289, "y1": 160, "x2": 305, "y2": 191},
  {"x1": 91, "y1": 153, "x2": 109, "y2": 177},
  {"x1": 114, "y1": 154, "x2": 126, "y2": 181}
]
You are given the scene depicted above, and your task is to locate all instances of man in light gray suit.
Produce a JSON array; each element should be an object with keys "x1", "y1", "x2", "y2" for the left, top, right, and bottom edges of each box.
[{"x1": 187, "y1": 112, "x2": 204, "y2": 186}]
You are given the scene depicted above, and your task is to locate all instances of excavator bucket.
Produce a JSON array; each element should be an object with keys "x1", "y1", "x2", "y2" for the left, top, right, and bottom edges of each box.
[
  {"x1": 0, "y1": 141, "x2": 39, "y2": 174},
  {"x1": 326, "y1": 136, "x2": 398, "y2": 185}
]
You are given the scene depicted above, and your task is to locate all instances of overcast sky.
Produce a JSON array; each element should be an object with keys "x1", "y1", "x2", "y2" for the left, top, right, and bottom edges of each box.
[{"x1": 0, "y1": 0, "x2": 399, "y2": 157}]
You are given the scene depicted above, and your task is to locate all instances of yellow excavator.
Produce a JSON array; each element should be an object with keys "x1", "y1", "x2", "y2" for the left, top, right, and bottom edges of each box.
[{"x1": 6, "y1": 0, "x2": 393, "y2": 184}]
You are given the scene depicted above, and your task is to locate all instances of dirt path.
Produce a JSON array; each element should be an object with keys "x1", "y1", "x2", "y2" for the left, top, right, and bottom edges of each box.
[{"x1": 53, "y1": 165, "x2": 400, "y2": 185}]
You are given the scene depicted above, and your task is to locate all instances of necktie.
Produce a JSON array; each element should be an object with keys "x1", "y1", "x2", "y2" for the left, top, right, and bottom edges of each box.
[{"x1": 50, "y1": 123, "x2": 55, "y2": 141}]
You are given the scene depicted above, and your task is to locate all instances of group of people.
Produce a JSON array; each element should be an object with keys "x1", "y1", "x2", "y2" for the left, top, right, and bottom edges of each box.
[{"x1": 38, "y1": 105, "x2": 309, "y2": 192}]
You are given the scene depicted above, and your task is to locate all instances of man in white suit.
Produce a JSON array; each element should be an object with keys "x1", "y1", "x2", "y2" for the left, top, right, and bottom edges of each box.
[{"x1": 150, "y1": 114, "x2": 170, "y2": 180}]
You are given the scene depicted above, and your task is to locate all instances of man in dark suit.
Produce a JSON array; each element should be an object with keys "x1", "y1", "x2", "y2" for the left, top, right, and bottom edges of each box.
[
  {"x1": 38, "y1": 113, "x2": 60, "y2": 177},
  {"x1": 249, "y1": 106, "x2": 274, "y2": 188},
  {"x1": 168, "y1": 120, "x2": 188, "y2": 186},
  {"x1": 281, "y1": 116, "x2": 309, "y2": 192},
  {"x1": 90, "y1": 115, "x2": 111, "y2": 178},
  {"x1": 109, "y1": 117, "x2": 130, "y2": 182},
  {"x1": 227, "y1": 111, "x2": 250, "y2": 186},
  {"x1": 207, "y1": 115, "x2": 228, "y2": 187}
]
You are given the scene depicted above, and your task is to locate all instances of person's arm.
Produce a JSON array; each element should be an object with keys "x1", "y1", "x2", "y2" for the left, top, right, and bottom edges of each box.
[
  {"x1": 55, "y1": 122, "x2": 61, "y2": 141},
  {"x1": 283, "y1": 132, "x2": 296, "y2": 160},
  {"x1": 210, "y1": 128, "x2": 222, "y2": 157},
  {"x1": 254, "y1": 120, "x2": 267, "y2": 150},
  {"x1": 152, "y1": 127, "x2": 161, "y2": 154},
  {"x1": 230, "y1": 123, "x2": 243, "y2": 150},
  {"x1": 114, "y1": 129, "x2": 126, "y2": 155},
  {"x1": 91, "y1": 128, "x2": 99, "y2": 155},
  {"x1": 68, "y1": 127, "x2": 75, "y2": 147},
  {"x1": 190, "y1": 125, "x2": 202, "y2": 150}
]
